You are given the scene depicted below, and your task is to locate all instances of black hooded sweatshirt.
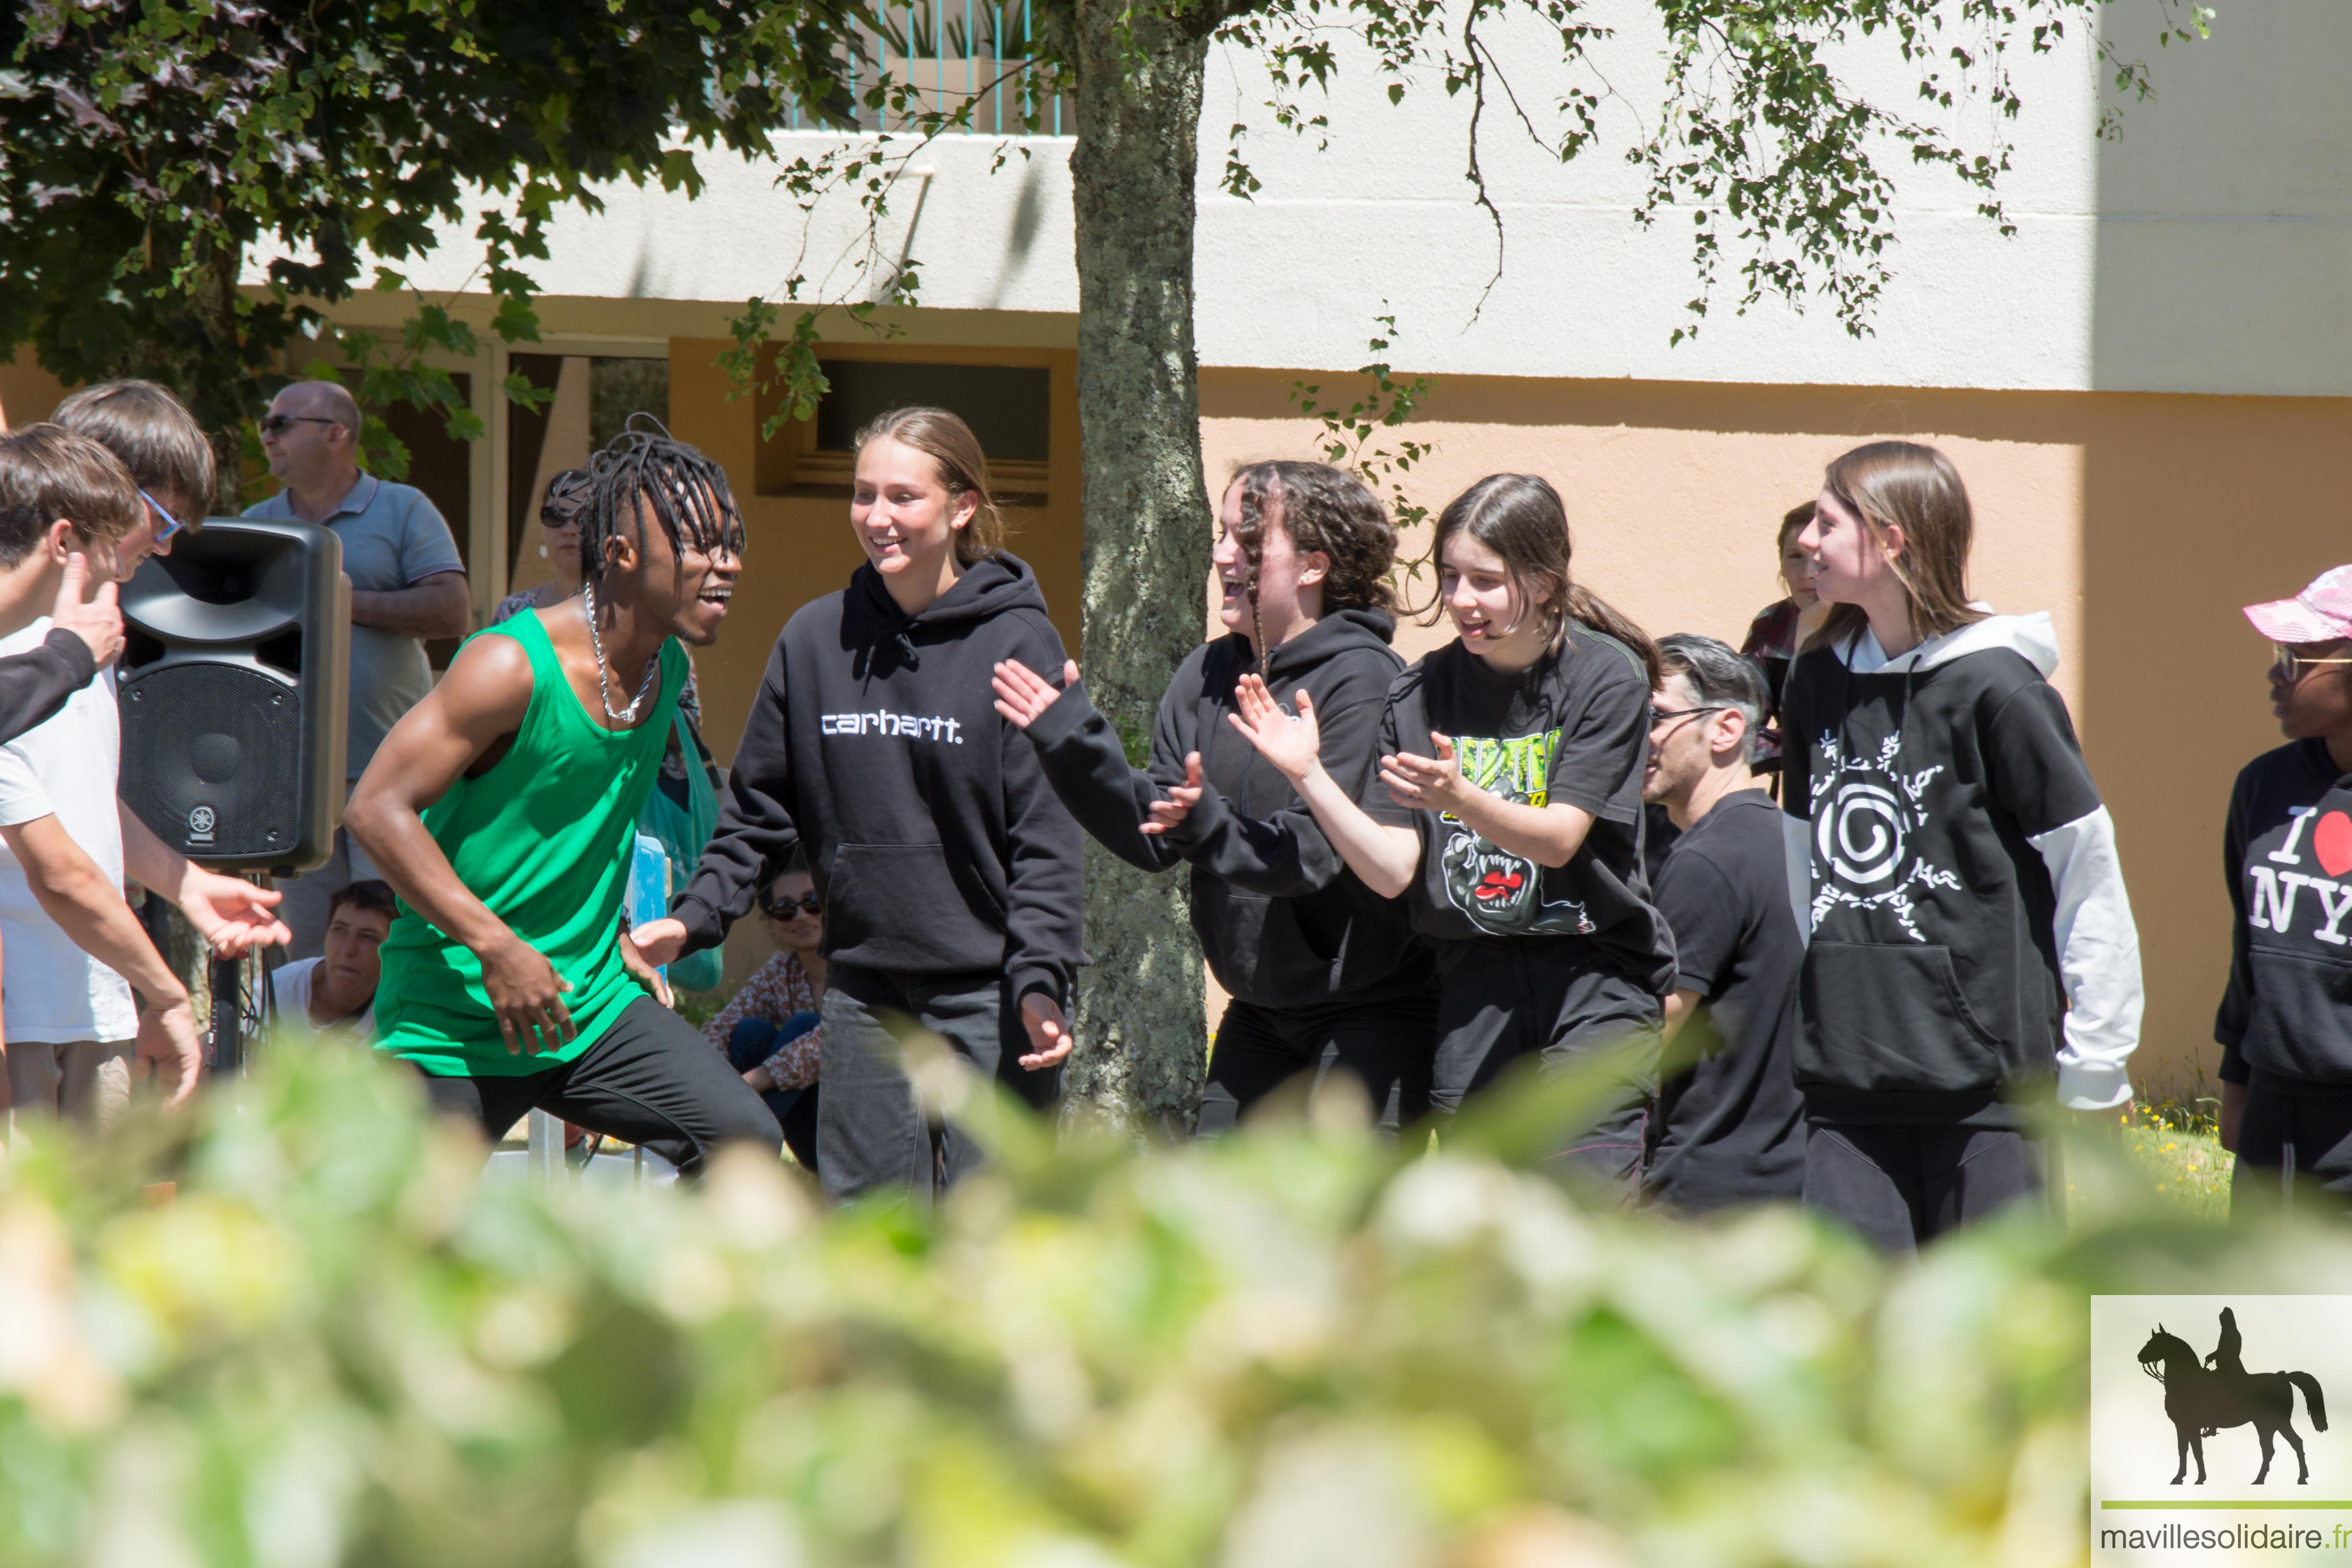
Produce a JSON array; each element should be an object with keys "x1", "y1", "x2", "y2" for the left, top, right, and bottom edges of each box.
[
  {"x1": 670, "y1": 554, "x2": 1085, "y2": 1006},
  {"x1": 2216, "y1": 737, "x2": 2352, "y2": 1095},
  {"x1": 1780, "y1": 615, "x2": 2140, "y2": 1128},
  {"x1": 1019, "y1": 608, "x2": 1430, "y2": 1010}
]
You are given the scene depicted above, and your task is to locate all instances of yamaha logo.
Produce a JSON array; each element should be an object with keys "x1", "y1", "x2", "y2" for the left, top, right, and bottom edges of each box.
[{"x1": 188, "y1": 805, "x2": 216, "y2": 843}]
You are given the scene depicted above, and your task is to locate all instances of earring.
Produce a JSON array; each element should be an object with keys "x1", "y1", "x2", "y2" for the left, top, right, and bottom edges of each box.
[{"x1": 538, "y1": 545, "x2": 549, "y2": 559}]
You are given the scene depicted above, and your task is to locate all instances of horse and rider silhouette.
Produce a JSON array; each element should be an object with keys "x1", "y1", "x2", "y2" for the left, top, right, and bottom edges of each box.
[{"x1": 2137, "y1": 1309, "x2": 2328, "y2": 1486}]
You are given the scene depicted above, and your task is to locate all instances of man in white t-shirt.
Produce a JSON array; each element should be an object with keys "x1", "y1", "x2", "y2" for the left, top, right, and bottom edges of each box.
[
  {"x1": 0, "y1": 421, "x2": 290, "y2": 1123},
  {"x1": 270, "y1": 880, "x2": 391, "y2": 1045}
]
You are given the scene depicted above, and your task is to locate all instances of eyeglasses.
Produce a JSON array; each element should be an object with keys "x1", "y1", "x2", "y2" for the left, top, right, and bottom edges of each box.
[
  {"x1": 2272, "y1": 643, "x2": 2352, "y2": 682},
  {"x1": 760, "y1": 891, "x2": 822, "y2": 918},
  {"x1": 259, "y1": 414, "x2": 339, "y2": 437},
  {"x1": 138, "y1": 489, "x2": 185, "y2": 546},
  {"x1": 1649, "y1": 704, "x2": 1729, "y2": 727}
]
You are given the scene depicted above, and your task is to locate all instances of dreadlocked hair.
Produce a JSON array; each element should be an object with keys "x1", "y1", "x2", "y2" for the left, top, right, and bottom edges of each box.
[
  {"x1": 1413, "y1": 473, "x2": 1661, "y2": 687},
  {"x1": 1227, "y1": 461, "x2": 1400, "y2": 655},
  {"x1": 581, "y1": 415, "x2": 745, "y2": 584}
]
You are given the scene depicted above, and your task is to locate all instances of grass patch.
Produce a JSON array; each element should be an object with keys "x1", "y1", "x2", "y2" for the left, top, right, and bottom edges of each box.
[{"x1": 2121, "y1": 1088, "x2": 2232, "y2": 1220}]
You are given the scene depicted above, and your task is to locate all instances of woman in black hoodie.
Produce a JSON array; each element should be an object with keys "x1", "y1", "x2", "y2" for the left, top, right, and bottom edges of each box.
[
  {"x1": 991, "y1": 461, "x2": 1435, "y2": 1133},
  {"x1": 627, "y1": 408, "x2": 1084, "y2": 1202}
]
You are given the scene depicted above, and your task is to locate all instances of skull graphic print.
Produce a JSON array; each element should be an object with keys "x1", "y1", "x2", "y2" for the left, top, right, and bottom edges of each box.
[
  {"x1": 1808, "y1": 731, "x2": 1961, "y2": 941},
  {"x1": 1439, "y1": 729, "x2": 1596, "y2": 936}
]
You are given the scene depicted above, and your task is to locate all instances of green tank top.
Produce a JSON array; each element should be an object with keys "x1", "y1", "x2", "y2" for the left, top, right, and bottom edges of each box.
[{"x1": 373, "y1": 609, "x2": 686, "y2": 1077}]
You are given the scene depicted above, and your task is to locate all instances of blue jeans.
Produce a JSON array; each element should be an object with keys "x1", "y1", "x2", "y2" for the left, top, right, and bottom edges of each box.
[{"x1": 727, "y1": 1013, "x2": 822, "y2": 1174}]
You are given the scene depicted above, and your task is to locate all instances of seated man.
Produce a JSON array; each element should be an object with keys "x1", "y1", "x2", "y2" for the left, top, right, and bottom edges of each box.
[
  {"x1": 345, "y1": 427, "x2": 777, "y2": 1176},
  {"x1": 1639, "y1": 634, "x2": 1809, "y2": 1212},
  {"x1": 270, "y1": 880, "x2": 393, "y2": 1044}
]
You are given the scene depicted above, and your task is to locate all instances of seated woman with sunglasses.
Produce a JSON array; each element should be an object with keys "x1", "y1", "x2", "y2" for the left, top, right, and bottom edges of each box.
[
  {"x1": 699, "y1": 856, "x2": 827, "y2": 1174},
  {"x1": 2215, "y1": 568, "x2": 2352, "y2": 1208}
]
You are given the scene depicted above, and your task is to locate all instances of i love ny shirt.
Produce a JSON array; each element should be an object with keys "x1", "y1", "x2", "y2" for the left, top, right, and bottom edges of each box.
[{"x1": 2218, "y1": 736, "x2": 2352, "y2": 1091}]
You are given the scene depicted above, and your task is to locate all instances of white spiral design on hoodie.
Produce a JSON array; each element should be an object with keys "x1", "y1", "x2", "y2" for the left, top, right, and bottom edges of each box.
[{"x1": 1818, "y1": 778, "x2": 1908, "y2": 886}]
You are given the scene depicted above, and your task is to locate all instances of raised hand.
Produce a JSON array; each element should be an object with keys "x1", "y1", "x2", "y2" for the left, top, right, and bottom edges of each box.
[
  {"x1": 1141, "y1": 752, "x2": 1204, "y2": 836},
  {"x1": 179, "y1": 867, "x2": 291, "y2": 956},
  {"x1": 1225, "y1": 675, "x2": 1323, "y2": 782},
  {"x1": 1379, "y1": 730, "x2": 1470, "y2": 811},
  {"x1": 1018, "y1": 990, "x2": 1075, "y2": 1070},
  {"x1": 51, "y1": 553, "x2": 123, "y2": 669},
  {"x1": 992, "y1": 658, "x2": 1078, "y2": 731}
]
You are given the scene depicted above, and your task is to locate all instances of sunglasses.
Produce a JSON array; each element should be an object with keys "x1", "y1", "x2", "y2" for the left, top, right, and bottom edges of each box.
[
  {"x1": 139, "y1": 489, "x2": 185, "y2": 546},
  {"x1": 1649, "y1": 704, "x2": 1729, "y2": 727},
  {"x1": 259, "y1": 413, "x2": 339, "y2": 437},
  {"x1": 760, "y1": 891, "x2": 822, "y2": 918},
  {"x1": 2272, "y1": 643, "x2": 2352, "y2": 682}
]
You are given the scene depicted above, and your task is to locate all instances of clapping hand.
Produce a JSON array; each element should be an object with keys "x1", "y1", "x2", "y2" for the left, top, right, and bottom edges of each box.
[
  {"x1": 1380, "y1": 732, "x2": 1473, "y2": 812},
  {"x1": 992, "y1": 658, "x2": 1077, "y2": 731},
  {"x1": 1141, "y1": 753, "x2": 1204, "y2": 836},
  {"x1": 1225, "y1": 674, "x2": 1323, "y2": 782}
]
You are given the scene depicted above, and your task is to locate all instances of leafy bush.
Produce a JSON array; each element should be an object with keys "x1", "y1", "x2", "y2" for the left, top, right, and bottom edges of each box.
[{"x1": 0, "y1": 1047, "x2": 2303, "y2": 1568}]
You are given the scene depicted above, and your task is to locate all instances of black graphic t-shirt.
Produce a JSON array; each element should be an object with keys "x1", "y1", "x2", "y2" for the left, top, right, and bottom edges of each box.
[
  {"x1": 2217, "y1": 737, "x2": 2352, "y2": 1093},
  {"x1": 1643, "y1": 790, "x2": 1808, "y2": 1211},
  {"x1": 1364, "y1": 630, "x2": 1676, "y2": 993}
]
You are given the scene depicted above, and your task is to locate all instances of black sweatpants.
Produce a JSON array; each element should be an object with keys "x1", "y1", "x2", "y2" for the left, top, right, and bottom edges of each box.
[
  {"x1": 2233, "y1": 1085, "x2": 2352, "y2": 1214},
  {"x1": 416, "y1": 996, "x2": 782, "y2": 1178},
  {"x1": 818, "y1": 963, "x2": 1058, "y2": 1205},
  {"x1": 1197, "y1": 990, "x2": 1440, "y2": 1137},
  {"x1": 1432, "y1": 937, "x2": 1661, "y2": 1192},
  {"x1": 1802, "y1": 1123, "x2": 2044, "y2": 1251}
]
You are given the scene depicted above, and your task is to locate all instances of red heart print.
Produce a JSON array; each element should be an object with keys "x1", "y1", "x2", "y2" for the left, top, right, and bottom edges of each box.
[{"x1": 2315, "y1": 810, "x2": 2352, "y2": 879}]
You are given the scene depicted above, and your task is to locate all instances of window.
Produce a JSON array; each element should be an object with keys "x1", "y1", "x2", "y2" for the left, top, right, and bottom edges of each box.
[{"x1": 760, "y1": 358, "x2": 1051, "y2": 501}]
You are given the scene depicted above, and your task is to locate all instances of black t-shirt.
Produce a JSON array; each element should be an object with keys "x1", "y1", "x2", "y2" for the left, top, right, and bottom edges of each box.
[
  {"x1": 1642, "y1": 789, "x2": 1808, "y2": 1210},
  {"x1": 1364, "y1": 630, "x2": 1676, "y2": 993}
]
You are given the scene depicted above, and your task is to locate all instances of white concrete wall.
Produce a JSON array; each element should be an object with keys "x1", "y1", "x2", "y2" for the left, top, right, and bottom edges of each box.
[{"x1": 301, "y1": 0, "x2": 2352, "y2": 397}]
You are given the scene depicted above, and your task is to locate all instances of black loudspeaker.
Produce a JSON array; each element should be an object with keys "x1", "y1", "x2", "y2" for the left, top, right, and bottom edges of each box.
[{"x1": 119, "y1": 518, "x2": 351, "y2": 875}]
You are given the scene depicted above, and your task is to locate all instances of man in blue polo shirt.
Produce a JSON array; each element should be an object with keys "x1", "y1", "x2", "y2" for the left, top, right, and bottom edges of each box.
[{"x1": 245, "y1": 380, "x2": 471, "y2": 956}]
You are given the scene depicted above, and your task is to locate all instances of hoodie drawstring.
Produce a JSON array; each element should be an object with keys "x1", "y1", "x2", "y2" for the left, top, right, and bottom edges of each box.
[{"x1": 895, "y1": 631, "x2": 921, "y2": 671}]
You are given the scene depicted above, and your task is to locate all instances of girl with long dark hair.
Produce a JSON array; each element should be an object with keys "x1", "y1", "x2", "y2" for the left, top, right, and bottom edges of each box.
[
  {"x1": 1229, "y1": 473, "x2": 1674, "y2": 1187},
  {"x1": 628, "y1": 408, "x2": 1084, "y2": 1202},
  {"x1": 991, "y1": 460, "x2": 1435, "y2": 1132}
]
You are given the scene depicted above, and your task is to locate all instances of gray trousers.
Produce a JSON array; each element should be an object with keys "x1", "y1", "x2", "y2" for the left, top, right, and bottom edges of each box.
[{"x1": 817, "y1": 963, "x2": 1060, "y2": 1205}]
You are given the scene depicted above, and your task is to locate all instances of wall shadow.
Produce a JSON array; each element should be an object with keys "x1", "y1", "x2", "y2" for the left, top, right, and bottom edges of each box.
[{"x1": 2085, "y1": 4, "x2": 2352, "y2": 1099}]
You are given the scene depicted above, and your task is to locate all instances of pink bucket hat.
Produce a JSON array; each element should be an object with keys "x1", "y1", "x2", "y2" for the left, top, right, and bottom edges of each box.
[{"x1": 2245, "y1": 566, "x2": 2352, "y2": 644}]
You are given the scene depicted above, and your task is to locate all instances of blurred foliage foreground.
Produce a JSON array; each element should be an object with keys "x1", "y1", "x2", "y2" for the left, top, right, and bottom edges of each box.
[{"x1": 0, "y1": 1046, "x2": 2323, "y2": 1568}]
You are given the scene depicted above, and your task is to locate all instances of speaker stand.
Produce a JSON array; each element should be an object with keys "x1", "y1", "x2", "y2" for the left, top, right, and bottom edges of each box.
[
  {"x1": 210, "y1": 954, "x2": 245, "y2": 1075},
  {"x1": 204, "y1": 873, "x2": 276, "y2": 1078}
]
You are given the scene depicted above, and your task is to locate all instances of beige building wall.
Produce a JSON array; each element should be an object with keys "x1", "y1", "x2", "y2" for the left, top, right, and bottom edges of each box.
[
  {"x1": 1197, "y1": 370, "x2": 2352, "y2": 1099},
  {"x1": 20, "y1": 334, "x2": 2344, "y2": 1100}
]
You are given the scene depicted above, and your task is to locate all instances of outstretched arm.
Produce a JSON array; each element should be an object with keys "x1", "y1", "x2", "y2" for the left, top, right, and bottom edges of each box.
[
  {"x1": 118, "y1": 806, "x2": 291, "y2": 956},
  {"x1": 344, "y1": 636, "x2": 576, "y2": 1056},
  {"x1": 1226, "y1": 676, "x2": 1420, "y2": 900},
  {"x1": 641, "y1": 640, "x2": 801, "y2": 966},
  {"x1": 995, "y1": 657, "x2": 1189, "y2": 873}
]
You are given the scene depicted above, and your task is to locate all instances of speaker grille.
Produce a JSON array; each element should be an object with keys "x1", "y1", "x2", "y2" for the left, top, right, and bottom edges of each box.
[{"x1": 120, "y1": 664, "x2": 301, "y2": 858}]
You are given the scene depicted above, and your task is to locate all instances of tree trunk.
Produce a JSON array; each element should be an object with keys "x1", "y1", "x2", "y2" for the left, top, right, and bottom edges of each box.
[{"x1": 1061, "y1": 1, "x2": 1214, "y2": 1135}]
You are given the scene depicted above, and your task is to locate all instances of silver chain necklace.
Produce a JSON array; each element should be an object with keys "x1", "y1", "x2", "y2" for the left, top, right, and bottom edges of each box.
[{"x1": 580, "y1": 582, "x2": 660, "y2": 724}]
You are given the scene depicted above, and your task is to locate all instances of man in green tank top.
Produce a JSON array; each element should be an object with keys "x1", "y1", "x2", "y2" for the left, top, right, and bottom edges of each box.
[{"x1": 346, "y1": 427, "x2": 778, "y2": 1176}]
